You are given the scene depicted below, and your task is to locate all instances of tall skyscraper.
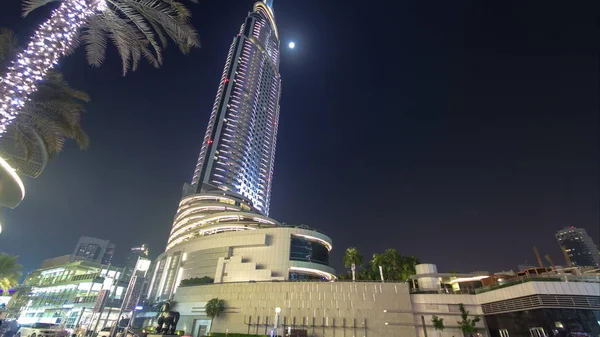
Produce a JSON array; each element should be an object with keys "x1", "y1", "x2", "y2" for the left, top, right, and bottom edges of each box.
[
  {"x1": 71, "y1": 236, "x2": 115, "y2": 265},
  {"x1": 189, "y1": 0, "x2": 281, "y2": 216},
  {"x1": 147, "y1": 1, "x2": 336, "y2": 302},
  {"x1": 556, "y1": 226, "x2": 600, "y2": 267}
]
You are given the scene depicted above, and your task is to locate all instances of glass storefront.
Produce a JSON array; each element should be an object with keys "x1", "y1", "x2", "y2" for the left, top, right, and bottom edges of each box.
[{"x1": 485, "y1": 308, "x2": 600, "y2": 337}]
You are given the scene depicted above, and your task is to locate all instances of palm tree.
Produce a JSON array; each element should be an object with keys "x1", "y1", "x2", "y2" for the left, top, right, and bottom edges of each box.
[
  {"x1": 369, "y1": 249, "x2": 420, "y2": 282},
  {"x1": 0, "y1": 28, "x2": 90, "y2": 178},
  {"x1": 398, "y1": 255, "x2": 420, "y2": 281},
  {"x1": 0, "y1": 253, "x2": 22, "y2": 293},
  {"x1": 343, "y1": 247, "x2": 362, "y2": 281},
  {"x1": 204, "y1": 298, "x2": 224, "y2": 334},
  {"x1": 0, "y1": 0, "x2": 199, "y2": 134}
]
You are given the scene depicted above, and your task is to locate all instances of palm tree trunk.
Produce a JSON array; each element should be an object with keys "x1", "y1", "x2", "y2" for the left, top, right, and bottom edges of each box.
[
  {"x1": 351, "y1": 263, "x2": 356, "y2": 281},
  {"x1": 0, "y1": 0, "x2": 99, "y2": 134}
]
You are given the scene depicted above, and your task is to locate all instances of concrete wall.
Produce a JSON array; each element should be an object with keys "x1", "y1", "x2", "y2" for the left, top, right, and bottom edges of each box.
[
  {"x1": 411, "y1": 294, "x2": 488, "y2": 337},
  {"x1": 174, "y1": 281, "x2": 417, "y2": 337}
]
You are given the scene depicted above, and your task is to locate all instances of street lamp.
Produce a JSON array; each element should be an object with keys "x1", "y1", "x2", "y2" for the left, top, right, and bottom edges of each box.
[{"x1": 274, "y1": 307, "x2": 281, "y2": 336}]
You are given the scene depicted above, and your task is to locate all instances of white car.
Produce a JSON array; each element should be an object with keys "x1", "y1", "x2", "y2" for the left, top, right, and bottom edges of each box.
[{"x1": 16, "y1": 323, "x2": 68, "y2": 337}]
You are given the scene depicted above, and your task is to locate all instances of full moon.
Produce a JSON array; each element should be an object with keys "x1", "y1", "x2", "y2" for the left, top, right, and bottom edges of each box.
[{"x1": 288, "y1": 42, "x2": 296, "y2": 49}]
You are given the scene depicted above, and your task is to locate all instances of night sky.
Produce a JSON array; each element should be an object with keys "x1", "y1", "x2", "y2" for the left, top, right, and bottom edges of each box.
[{"x1": 0, "y1": 0, "x2": 598, "y2": 275}]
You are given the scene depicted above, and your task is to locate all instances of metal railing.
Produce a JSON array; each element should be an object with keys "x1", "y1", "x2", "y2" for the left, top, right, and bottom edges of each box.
[{"x1": 475, "y1": 273, "x2": 600, "y2": 294}]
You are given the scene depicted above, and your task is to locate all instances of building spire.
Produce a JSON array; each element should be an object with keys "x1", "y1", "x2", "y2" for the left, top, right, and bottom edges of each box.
[{"x1": 264, "y1": 0, "x2": 273, "y2": 8}]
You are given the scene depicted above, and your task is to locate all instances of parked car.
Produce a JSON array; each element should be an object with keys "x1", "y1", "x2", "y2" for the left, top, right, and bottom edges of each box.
[
  {"x1": 16, "y1": 323, "x2": 68, "y2": 337},
  {"x1": 97, "y1": 328, "x2": 112, "y2": 337}
]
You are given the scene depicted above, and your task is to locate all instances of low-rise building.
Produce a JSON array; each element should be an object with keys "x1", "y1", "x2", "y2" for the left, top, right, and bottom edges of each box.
[
  {"x1": 7, "y1": 260, "x2": 128, "y2": 331},
  {"x1": 169, "y1": 264, "x2": 600, "y2": 337},
  {"x1": 409, "y1": 264, "x2": 600, "y2": 337}
]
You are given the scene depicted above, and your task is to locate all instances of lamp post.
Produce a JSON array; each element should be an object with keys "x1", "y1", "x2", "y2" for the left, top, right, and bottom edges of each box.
[{"x1": 274, "y1": 307, "x2": 281, "y2": 337}]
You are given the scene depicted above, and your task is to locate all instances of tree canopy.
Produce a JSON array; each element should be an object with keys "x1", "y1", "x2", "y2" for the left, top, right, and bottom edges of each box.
[
  {"x1": 0, "y1": 253, "x2": 22, "y2": 292},
  {"x1": 179, "y1": 276, "x2": 213, "y2": 287},
  {"x1": 338, "y1": 248, "x2": 420, "y2": 281},
  {"x1": 205, "y1": 298, "x2": 225, "y2": 333}
]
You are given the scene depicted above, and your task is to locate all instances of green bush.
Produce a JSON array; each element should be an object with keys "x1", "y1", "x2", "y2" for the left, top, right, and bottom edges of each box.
[{"x1": 180, "y1": 276, "x2": 214, "y2": 287}]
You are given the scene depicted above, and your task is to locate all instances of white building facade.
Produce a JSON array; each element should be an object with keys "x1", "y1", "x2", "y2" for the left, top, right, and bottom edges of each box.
[{"x1": 147, "y1": 189, "x2": 336, "y2": 302}]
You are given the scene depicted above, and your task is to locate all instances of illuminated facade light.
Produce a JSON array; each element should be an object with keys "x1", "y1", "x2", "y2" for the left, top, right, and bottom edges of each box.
[
  {"x1": 291, "y1": 233, "x2": 333, "y2": 252},
  {"x1": 190, "y1": 1, "x2": 281, "y2": 216},
  {"x1": 0, "y1": 155, "x2": 25, "y2": 209},
  {"x1": 289, "y1": 266, "x2": 336, "y2": 281},
  {"x1": 449, "y1": 275, "x2": 489, "y2": 284}
]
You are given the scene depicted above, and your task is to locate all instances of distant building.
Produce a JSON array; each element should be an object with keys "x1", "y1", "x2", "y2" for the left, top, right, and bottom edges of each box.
[
  {"x1": 40, "y1": 255, "x2": 71, "y2": 269},
  {"x1": 556, "y1": 226, "x2": 600, "y2": 267},
  {"x1": 124, "y1": 244, "x2": 149, "y2": 271},
  {"x1": 71, "y1": 236, "x2": 115, "y2": 265}
]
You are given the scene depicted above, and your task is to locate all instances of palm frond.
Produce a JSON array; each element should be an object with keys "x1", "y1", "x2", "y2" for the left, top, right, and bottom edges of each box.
[
  {"x1": 107, "y1": 0, "x2": 163, "y2": 66},
  {"x1": 102, "y1": 10, "x2": 139, "y2": 75},
  {"x1": 22, "y1": 0, "x2": 61, "y2": 17},
  {"x1": 22, "y1": 112, "x2": 65, "y2": 154},
  {"x1": 0, "y1": 253, "x2": 22, "y2": 292},
  {"x1": 81, "y1": 15, "x2": 109, "y2": 67},
  {"x1": 127, "y1": 0, "x2": 199, "y2": 53},
  {"x1": 42, "y1": 71, "x2": 91, "y2": 102},
  {"x1": 161, "y1": 0, "x2": 192, "y2": 22},
  {"x1": 0, "y1": 28, "x2": 19, "y2": 67},
  {"x1": 71, "y1": 124, "x2": 90, "y2": 150}
]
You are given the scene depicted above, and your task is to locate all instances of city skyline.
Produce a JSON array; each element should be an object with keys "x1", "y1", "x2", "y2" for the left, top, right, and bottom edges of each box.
[{"x1": 0, "y1": 0, "x2": 597, "y2": 275}]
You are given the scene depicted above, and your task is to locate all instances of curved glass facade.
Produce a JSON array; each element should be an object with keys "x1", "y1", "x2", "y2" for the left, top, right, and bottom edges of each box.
[{"x1": 289, "y1": 236, "x2": 330, "y2": 265}]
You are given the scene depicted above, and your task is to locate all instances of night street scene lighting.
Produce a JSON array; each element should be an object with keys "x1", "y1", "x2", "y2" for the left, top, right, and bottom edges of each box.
[{"x1": 0, "y1": 0, "x2": 597, "y2": 336}]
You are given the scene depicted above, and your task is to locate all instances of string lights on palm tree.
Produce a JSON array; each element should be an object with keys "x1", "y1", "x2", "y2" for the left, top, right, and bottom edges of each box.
[{"x1": 0, "y1": 0, "x2": 199, "y2": 134}]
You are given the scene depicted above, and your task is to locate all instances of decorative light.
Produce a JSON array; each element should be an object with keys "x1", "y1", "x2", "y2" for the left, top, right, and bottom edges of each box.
[
  {"x1": 289, "y1": 266, "x2": 336, "y2": 281},
  {"x1": 0, "y1": 155, "x2": 25, "y2": 200},
  {"x1": 0, "y1": 0, "x2": 105, "y2": 134}
]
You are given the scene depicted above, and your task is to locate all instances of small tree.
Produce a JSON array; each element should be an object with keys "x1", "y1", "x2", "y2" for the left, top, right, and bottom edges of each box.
[
  {"x1": 431, "y1": 315, "x2": 445, "y2": 337},
  {"x1": 457, "y1": 303, "x2": 480, "y2": 337},
  {"x1": 205, "y1": 298, "x2": 225, "y2": 334},
  {"x1": 343, "y1": 247, "x2": 362, "y2": 281}
]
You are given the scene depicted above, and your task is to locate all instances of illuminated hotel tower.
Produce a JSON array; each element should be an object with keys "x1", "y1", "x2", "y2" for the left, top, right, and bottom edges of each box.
[
  {"x1": 190, "y1": 0, "x2": 281, "y2": 216},
  {"x1": 147, "y1": 1, "x2": 336, "y2": 302}
]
